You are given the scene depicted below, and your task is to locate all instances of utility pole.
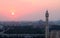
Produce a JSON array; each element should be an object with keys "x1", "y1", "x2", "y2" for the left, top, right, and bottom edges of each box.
[{"x1": 45, "y1": 10, "x2": 49, "y2": 38}]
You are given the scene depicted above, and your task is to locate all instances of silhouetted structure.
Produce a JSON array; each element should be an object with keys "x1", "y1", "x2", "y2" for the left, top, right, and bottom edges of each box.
[{"x1": 45, "y1": 10, "x2": 49, "y2": 38}]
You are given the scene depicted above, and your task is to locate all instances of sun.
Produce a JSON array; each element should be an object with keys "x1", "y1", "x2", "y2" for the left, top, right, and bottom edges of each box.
[
  {"x1": 11, "y1": 12, "x2": 15, "y2": 15},
  {"x1": 10, "y1": 8, "x2": 15, "y2": 16}
]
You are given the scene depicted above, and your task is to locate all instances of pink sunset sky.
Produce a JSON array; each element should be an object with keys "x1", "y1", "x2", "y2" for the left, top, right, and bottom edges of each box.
[{"x1": 0, "y1": 0, "x2": 60, "y2": 21}]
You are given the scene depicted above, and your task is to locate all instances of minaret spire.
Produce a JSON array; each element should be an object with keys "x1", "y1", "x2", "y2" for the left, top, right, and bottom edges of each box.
[{"x1": 45, "y1": 10, "x2": 49, "y2": 38}]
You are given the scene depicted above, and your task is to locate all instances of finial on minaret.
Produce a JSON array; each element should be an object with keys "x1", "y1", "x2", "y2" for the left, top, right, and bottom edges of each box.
[{"x1": 45, "y1": 10, "x2": 49, "y2": 18}]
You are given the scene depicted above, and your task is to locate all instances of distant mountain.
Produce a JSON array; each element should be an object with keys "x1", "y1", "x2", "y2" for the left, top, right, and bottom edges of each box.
[
  {"x1": 0, "y1": 20, "x2": 60, "y2": 27},
  {"x1": 53, "y1": 20, "x2": 60, "y2": 25}
]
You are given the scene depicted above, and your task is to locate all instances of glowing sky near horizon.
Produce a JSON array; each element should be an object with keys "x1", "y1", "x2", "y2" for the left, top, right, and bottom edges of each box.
[{"x1": 0, "y1": 0, "x2": 60, "y2": 21}]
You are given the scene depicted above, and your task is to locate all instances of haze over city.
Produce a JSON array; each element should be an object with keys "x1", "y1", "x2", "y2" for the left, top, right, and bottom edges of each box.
[{"x1": 0, "y1": 0, "x2": 60, "y2": 21}]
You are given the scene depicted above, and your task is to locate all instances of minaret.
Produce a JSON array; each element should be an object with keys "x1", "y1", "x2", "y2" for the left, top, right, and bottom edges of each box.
[{"x1": 45, "y1": 10, "x2": 49, "y2": 38}]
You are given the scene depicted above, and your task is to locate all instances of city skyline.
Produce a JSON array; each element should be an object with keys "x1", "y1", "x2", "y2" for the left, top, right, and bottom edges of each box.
[{"x1": 0, "y1": 0, "x2": 60, "y2": 21}]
